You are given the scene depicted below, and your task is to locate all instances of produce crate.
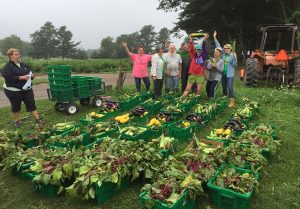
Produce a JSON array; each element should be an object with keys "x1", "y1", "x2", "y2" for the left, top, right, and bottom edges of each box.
[
  {"x1": 94, "y1": 177, "x2": 130, "y2": 204},
  {"x1": 119, "y1": 96, "x2": 140, "y2": 111},
  {"x1": 50, "y1": 130, "x2": 91, "y2": 149},
  {"x1": 71, "y1": 76, "x2": 89, "y2": 86},
  {"x1": 141, "y1": 101, "x2": 163, "y2": 115},
  {"x1": 119, "y1": 127, "x2": 151, "y2": 141},
  {"x1": 140, "y1": 189, "x2": 196, "y2": 209},
  {"x1": 168, "y1": 121, "x2": 196, "y2": 141},
  {"x1": 73, "y1": 86, "x2": 90, "y2": 98},
  {"x1": 50, "y1": 89, "x2": 74, "y2": 102},
  {"x1": 207, "y1": 164, "x2": 259, "y2": 209},
  {"x1": 139, "y1": 92, "x2": 152, "y2": 102},
  {"x1": 22, "y1": 132, "x2": 50, "y2": 149},
  {"x1": 149, "y1": 127, "x2": 163, "y2": 139},
  {"x1": 47, "y1": 65, "x2": 71, "y2": 75},
  {"x1": 12, "y1": 162, "x2": 34, "y2": 180},
  {"x1": 34, "y1": 181, "x2": 60, "y2": 198},
  {"x1": 206, "y1": 136, "x2": 231, "y2": 147}
]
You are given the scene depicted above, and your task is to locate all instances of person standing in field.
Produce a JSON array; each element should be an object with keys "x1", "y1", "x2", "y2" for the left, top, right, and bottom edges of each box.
[
  {"x1": 183, "y1": 34, "x2": 209, "y2": 96},
  {"x1": 1, "y1": 48, "x2": 43, "y2": 128},
  {"x1": 206, "y1": 47, "x2": 224, "y2": 98},
  {"x1": 122, "y1": 42, "x2": 152, "y2": 92},
  {"x1": 150, "y1": 45, "x2": 167, "y2": 99},
  {"x1": 177, "y1": 42, "x2": 191, "y2": 93},
  {"x1": 213, "y1": 31, "x2": 237, "y2": 108},
  {"x1": 164, "y1": 43, "x2": 182, "y2": 93}
]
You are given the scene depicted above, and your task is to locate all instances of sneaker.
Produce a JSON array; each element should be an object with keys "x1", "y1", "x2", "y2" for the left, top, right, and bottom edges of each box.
[{"x1": 14, "y1": 120, "x2": 21, "y2": 128}]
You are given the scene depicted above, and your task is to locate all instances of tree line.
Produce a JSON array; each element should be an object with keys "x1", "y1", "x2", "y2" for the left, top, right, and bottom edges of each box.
[
  {"x1": 157, "y1": 0, "x2": 300, "y2": 59},
  {"x1": 0, "y1": 22, "x2": 170, "y2": 60}
]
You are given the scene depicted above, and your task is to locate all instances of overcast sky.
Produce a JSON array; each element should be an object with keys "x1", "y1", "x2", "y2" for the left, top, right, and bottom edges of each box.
[{"x1": 0, "y1": 0, "x2": 185, "y2": 49}]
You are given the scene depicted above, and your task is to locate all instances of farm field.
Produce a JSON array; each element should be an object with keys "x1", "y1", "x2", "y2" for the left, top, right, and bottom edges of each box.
[{"x1": 0, "y1": 81, "x2": 300, "y2": 209}]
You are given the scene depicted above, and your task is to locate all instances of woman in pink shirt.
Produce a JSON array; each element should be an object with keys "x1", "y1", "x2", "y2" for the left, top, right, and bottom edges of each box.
[{"x1": 122, "y1": 42, "x2": 152, "y2": 92}]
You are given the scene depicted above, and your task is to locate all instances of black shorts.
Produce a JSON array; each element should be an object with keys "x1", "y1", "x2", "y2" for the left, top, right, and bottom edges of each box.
[{"x1": 4, "y1": 88, "x2": 37, "y2": 113}]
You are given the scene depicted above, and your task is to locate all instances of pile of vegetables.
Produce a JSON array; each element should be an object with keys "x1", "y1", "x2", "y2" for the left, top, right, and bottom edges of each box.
[
  {"x1": 208, "y1": 128, "x2": 232, "y2": 139},
  {"x1": 52, "y1": 122, "x2": 76, "y2": 132},
  {"x1": 85, "y1": 121, "x2": 116, "y2": 138},
  {"x1": 238, "y1": 130, "x2": 280, "y2": 155},
  {"x1": 253, "y1": 124, "x2": 277, "y2": 137},
  {"x1": 146, "y1": 118, "x2": 162, "y2": 129},
  {"x1": 0, "y1": 130, "x2": 23, "y2": 162},
  {"x1": 114, "y1": 113, "x2": 130, "y2": 124},
  {"x1": 186, "y1": 114, "x2": 205, "y2": 124},
  {"x1": 46, "y1": 128, "x2": 86, "y2": 145},
  {"x1": 119, "y1": 126, "x2": 147, "y2": 136},
  {"x1": 101, "y1": 100, "x2": 119, "y2": 112},
  {"x1": 130, "y1": 107, "x2": 149, "y2": 117},
  {"x1": 212, "y1": 165, "x2": 259, "y2": 194}
]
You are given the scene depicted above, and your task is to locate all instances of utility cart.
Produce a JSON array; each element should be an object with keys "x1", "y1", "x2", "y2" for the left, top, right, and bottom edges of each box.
[{"x1": 46, "y1": 65, "x2": 105, "y2": 115}]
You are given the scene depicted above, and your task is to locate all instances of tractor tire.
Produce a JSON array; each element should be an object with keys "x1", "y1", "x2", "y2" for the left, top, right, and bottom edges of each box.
[
  {"x1": 79, "y1": 98, "x2": 90, "y2": 106},
  {"x1": 55, "y1": 102, "x2": 66, "y2": 112},
  {"x1": 244, "y1": 58, "x2": 259, "y2": 87},
  {"x1": 92, "y1": 96, "x2": 103, "y2": 107},
  {"x1": 65, "y1": 103, "x2": 78, "y2": 115},
  {"x1": 294, "y1": 59, "x2": 300, "y2": 87}
]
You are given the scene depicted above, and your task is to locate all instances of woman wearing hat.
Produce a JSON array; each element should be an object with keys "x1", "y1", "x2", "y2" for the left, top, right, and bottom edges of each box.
[
  {"x1": 206, "y1": 47, "x2": 224, "y2": 98},
  {"x1": 183, "y1": 34, "x2": 209, "y2": 96},
  {"x1": 213, "y1": 31, "x2": 237, "y2": 108}
]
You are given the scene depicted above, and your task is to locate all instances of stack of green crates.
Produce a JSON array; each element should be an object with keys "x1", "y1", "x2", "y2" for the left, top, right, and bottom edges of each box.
[
  {"x1": 47, "y1": 65, "x2": 73, "y2": 102},
  {"x1": 86, "y1": 76, "x2": 102, "y2": 91},
  {"x1": 71, "y1": 76, "x2": 90, "y2": 98}
]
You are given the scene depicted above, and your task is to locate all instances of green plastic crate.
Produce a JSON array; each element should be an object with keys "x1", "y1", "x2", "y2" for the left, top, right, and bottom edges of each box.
[
  {"x1": 94, "y1": 177, "x2": 130, "y2": 204},
  {"x1": 47, "y1": 65, "x2": 71, "y2": 75},
  {"x1": 50, "y1": 131, "x2": 90, "y2": 149},
  {"x1": 34, "y1": 181, "x2": 60, "y2": 197},
  {"x1": 141, "y1": 101, "x2": 163, "y2": 115},
  {"x1": 149, "y1": 127, "x2": 163, "y2": 139},
  {"x1": 12, "y1": 162, "x2": 34, "y2": 180},
  {"x1": 207, "y1": 164, "x2": 259, "y2": 209},
  {"x1": 50, "y1": 89, "x2": 74, "y2": 102},
  {"x1": 168, "y1": 121, "x2": 195, "y2": 141},
  {"x1": 140, "y1": 189, "x2": 196, "y2": 209},
  {"x1": 139, "y1": 92, "x2": 152, "y2": 102},
  {"x1": 119, "y1": 96, "x2": 140, "y2": 111},
  {"x1": 119, "y1": 127, "x2": 150, "y2": 141}
]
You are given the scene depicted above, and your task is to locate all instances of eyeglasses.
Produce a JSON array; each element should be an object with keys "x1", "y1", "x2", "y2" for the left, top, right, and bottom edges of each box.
[{"x1": 224, "y1": 48, "x2": 230, "y2": 50}]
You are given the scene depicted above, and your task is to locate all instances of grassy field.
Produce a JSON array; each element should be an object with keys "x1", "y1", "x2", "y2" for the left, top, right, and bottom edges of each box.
[{"x1": 0, "y1": 80, "x2": 300, "y2": 209}]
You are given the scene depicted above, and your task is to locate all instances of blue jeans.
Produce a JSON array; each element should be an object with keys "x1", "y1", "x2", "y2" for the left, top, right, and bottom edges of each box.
[
  {"x1": 134, "y1": 77, "x2": 150, "y2": 92},
  {"x1": 165, "y1": 75, "x2": 179, "y2": 92},
  {"x1": 221, "y1": 76, "x2": 234, "y2": 98}
]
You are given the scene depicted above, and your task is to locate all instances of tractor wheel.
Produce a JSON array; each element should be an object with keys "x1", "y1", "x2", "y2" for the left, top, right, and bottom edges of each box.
[
  {"x1": 79, "y1": 98, "x2": 90, "y2": 106},
  {"x1": 55, "y1": 102, "x2": 66, "y2": 112},
  {"x1": 244, "y1": 58, "x2": 259, "y2": 87},
  {"x1": 294, "y1": 59, "x2": 300, "y2": 87},
  {"x1": 65, "y1": 103, "x2": 78, "y2": 115},
  {"x1": 92, "y1": 96, "x2": 103, "y2": 107}
]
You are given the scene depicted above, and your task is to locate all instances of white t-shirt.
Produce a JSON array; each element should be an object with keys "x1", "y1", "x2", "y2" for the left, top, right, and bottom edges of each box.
[{"x1": 164, "y1": 53, "x2": 182, "y2": 76}]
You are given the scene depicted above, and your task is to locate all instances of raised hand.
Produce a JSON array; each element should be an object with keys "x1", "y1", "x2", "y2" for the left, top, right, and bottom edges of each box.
[{"x1": 213, "y1": 31, "x2": 217, "y2": 39}]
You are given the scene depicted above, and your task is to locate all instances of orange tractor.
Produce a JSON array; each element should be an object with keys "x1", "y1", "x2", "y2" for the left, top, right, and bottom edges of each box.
[{"x1": 243, "y1": 24, "x2": 300, "y2": 87}]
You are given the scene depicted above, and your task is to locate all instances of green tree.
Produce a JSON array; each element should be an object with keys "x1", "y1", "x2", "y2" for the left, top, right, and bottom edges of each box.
[
  {"x1": 156, "y1": 27, "x2": 170, "y2": 46},
  {"x1": 139, "y1": 25, "x2": 157, "y2": 53},
  {"x1": 99, "y1": 36, "x2": 116, "y2": 58},
  {"x1": 71, "y1": 48, "x2": 88, "y2": 59},
  {"x1": 57, "y1": 26, "x2": 80, "y2": 59},
  {"x1": 0, "y1": 35, "x2": 28, "y2": 56},
  {"x1": 30, "y1": 21, "x2": 59, "y2": 59},
  {"x1": 115, "y1": 32, "x2": 140, "y2": 58},
  {"x1": 157, "y1": 0, "x2": 300, "y2": 56}
]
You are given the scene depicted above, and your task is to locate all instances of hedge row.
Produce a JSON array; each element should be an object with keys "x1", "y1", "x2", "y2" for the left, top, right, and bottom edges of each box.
[{"x1": 0, "y1": 58, "x2": 133, "y2": 74}]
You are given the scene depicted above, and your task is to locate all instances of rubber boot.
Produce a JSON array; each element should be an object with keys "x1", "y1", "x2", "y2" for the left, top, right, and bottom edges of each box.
[{"x1": 229, "y1": 98, "x2": 235, "y2": 108}]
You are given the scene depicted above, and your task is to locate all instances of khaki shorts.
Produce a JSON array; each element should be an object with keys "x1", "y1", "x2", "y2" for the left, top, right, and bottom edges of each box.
[{"x1": 187, "y1": 75, "x2": 205, "y2": 84}]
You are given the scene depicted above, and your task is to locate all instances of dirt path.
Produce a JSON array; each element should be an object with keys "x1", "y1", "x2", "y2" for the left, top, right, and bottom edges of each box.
[{"x1": 0, "y1": 73, "x2": 135, "y2": 108}]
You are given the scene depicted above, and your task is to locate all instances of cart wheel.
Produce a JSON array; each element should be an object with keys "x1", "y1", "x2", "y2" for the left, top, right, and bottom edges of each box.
[
  {"x1": 92, "y1": 96, "x2": 103, "y2": 107},
  {"x1": 65, "y1": 103, "x2": 78, "y2": 115},
  {"x1": 55, "y1": 102, "x2": 66, "y2": 112},
  {"x1": 80, "y1": 98, "x2": 90, "y2": 106}
]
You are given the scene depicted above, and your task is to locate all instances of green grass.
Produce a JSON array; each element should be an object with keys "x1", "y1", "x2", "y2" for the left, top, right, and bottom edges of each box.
[{"x1": 0, "y1": 80, "x2": 300, "y2": 209}]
